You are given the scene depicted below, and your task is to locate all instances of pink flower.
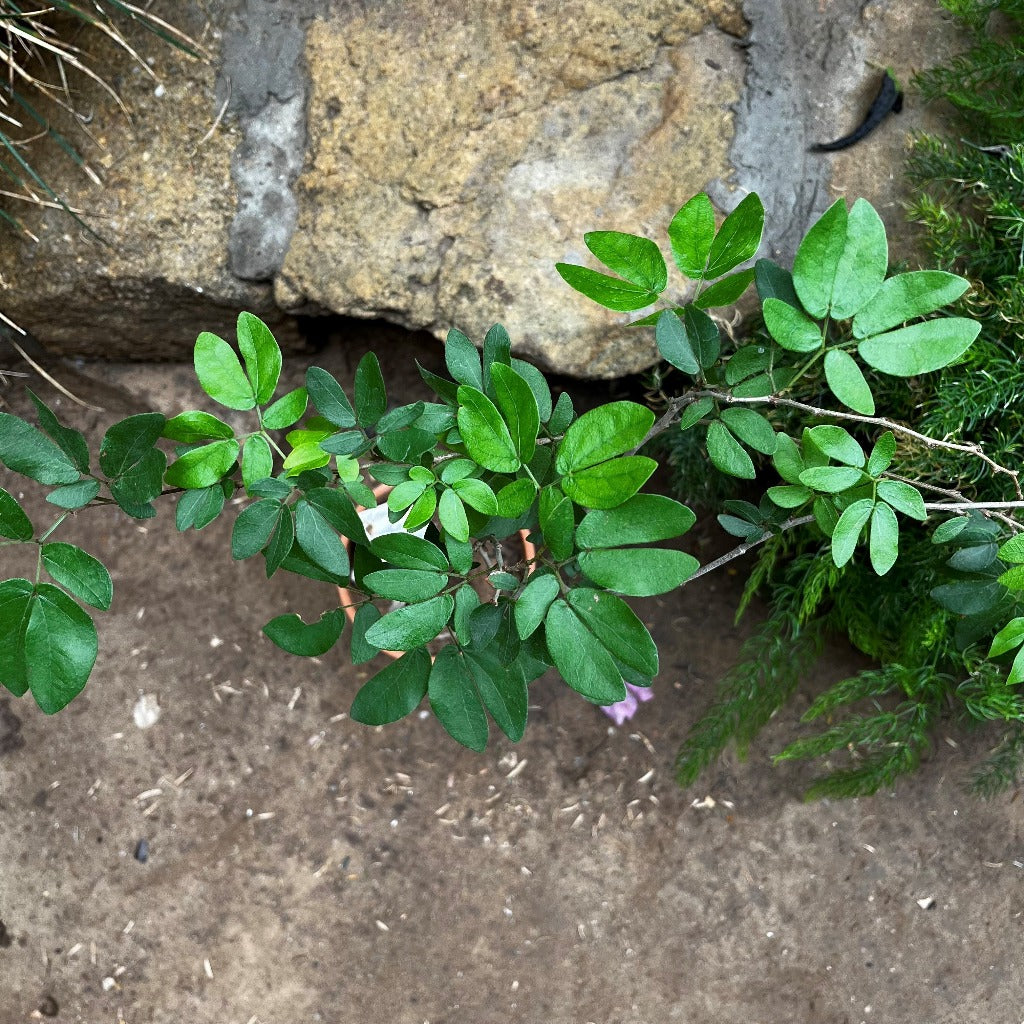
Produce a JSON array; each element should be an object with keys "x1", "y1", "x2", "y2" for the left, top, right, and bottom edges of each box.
[{"x1": 601, "y1": 683, "x2": 654, "y2": 726}]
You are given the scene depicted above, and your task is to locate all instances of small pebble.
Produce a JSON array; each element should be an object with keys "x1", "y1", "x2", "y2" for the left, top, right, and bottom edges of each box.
[{"x1": 134, "y1": 839, "x2": 149, "y2": 864}]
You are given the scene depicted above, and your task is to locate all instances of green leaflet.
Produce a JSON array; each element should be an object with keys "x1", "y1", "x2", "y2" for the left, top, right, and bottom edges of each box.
[
  {"x1": 354, "y1": 352, "x2": 387, "y2": 428},
  {"x1": 362, "y1": 569, "x2": 448, "y2": 603},
  {"x1": 576, "y1": 494, "x2": 696, "y2": 548},
  {"x1": 705, "y1": 192, "x2": 764, "y2": 279},
  {"x1": 668, "y1": 193, "x2": 715, "y2": 278},
  {"x1": 363, "y1": 594, "x2": 455, "y2": 651},
  {"x1": 695, "y1": 269, "x2": 756, "y2": 309},
  {"x1": 720, "y1": 408, "x2": 777, "y2": 455},
  {"x1": 26, "y1": 390, "x2": 89, "y2": 473},
  {"x1": 857, "y1": 318, "x2": 981, "y2": 376},
  {"x1": 515, "y1": 574, "x2": 560, "y2": 639},
  {"x1": 877, "y1": 480, "x2": 926, "y2": 520},
  {"x1": 706, "y1": 421, "x2": 755, "y2": 479},
  {"x1": 0, "y1": 413, "x2": 81, "y2": 485},
  {"x1": 438, "y1": 488, "x2": 470, "y2": 543},
  {"x1": 162, "y1": 410, "x2": 235, "y2": 444},
  {"x1": 561, "y1": 456, "x2": 657, "y2": 510},
  {"x1": 585, "y1": 230, "x2": 668, "y2": 293},
  {"x1": 490, "y1": 363, "x2": 539, "y2": 462},
  {"x1": 464, "y1": 648, "x2": 529, "y2": 742},
  {"x1": 428, "y1": 645, "x2": 489, "y2": 752},
  {"x1": 296, "y1": 501, "x2": 350, "y2": 577},
  {"x1": 194, "y1": 331, "x2": 255, "y2": 410},
  {"x1": 823, "y1": 349, "x2": 875, "y2": 415},
  {"x1": 41, "y1": 542, "x2": 112, "y2": 610},
  {"x1": 566, "y1": 587, "x2": 658, "y2": 677},
  {"x1": 577, "y1": 548, "x2": 699, "y2": 597},
  {"x1": 545, "y1": 599, "x2": 626, "y2": 705},
  {"x1": 763, "y1": 298, "x2": 822, "y2": 353},
  {"x1": 555, "y1": 263, "x2": 660, "y2": 311},
  {"x1": 656, "y1": 309, "x2": 699, "y2": 375},
  {"x1": 370, "y1": 533, "x2": 448, "y2": 571},
  {"x1": 852, "y1": 270, "x2": 970, "y2": 338},
  {"x1": 539, "y1": 486, "x2": 575, "y2": 561},
  {"x1": 792, "y1": 199, "x2": 848, "y2": 318},
  {"x1": 555, "y1": 401, "x2": 654, "y2": 474},
  {"x1": 829, "y1": 198, "x2": 888, "y2": 320},
  {"x1": 263, "y1": 387, "x2": 309, "y2": 430},
  {"x1": 237, "y1": 312, "x2": 282, "y2": 406},
  {"x1": 445, "y1": 328, "x2": 483, "y2": 389},
  {"x1": 0, "y1": 487, "x2": 33, "y2": 541},
  {"x1": 350, "y1": 648, "x2": 431, "y2": 725},
  {"x1": 305, "y1": 367, "x2": 356, "y2": 428},
  {"x1": 831, "y1": 498, "x2": 875, "y2": 567},
  {"x1": 165, "y1": 439, "x2": 239, "y2": 489},
  {"x1": 263, "y1": 608, "x2": 346, "y2": 657},
  {"x1": 456, "y1": 386, "x2": 520, "y2": 473},
  {"x1": 806, "y1": 425, "x2": 865, "y2": 467}
]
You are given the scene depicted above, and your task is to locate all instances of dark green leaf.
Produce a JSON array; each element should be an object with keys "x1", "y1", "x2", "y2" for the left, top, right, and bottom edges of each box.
[
  {"x1": 108, "y1": 448, "x2": 166, "y2": 518},
  {"x1": 857, "y1": 318, "x2": 981, "y2": 376},
  {"x1": 869, "y1": 502, "x2": 899, "y2": 575},
  {"x1": 363, "y1": 569, "x2": 448, "y2": 602},
  {"x1": 763, "y1": 298, "x2": 822, "y2": 353},
  {"x1": 490, "y1": 363, "x2": 539, "y2": 462},
  {"x1": 242, "y1": 434, "x2": 274, "y2": 489},
  {"x1": 877, "y1": 480, "x2": 926, "y2": 521},
  {"x1": 350, "y1": 603, "x2": 383, "y2": 663},
  {"x1": 0, "y1": 413, "x2": 81, "y2": 485},
  {"x1": 567, "y1": 587, "x2": 658, "y2": 676},
  {"x1": 510, "y1": 358, "x2": 553, "y2": 422},
  {"x1": 296, "y1": 501, "x2": 350, "y2": 577},
  {"x1": 194, "y1": 331, "x2": 255, "y2": 410},
  {"x1": 539, "y1": 486, "x2": 575, "y2": 561},
  {"x1": 576, "y1": 494, "x2": 695, "y2": 548},
  {"x1": 705, "y1": 192, "x2": 764, "y2": 278},
  {"x1": 830, "y1": 198, "x2": 888, "y2": 320},
  {"x1": 98, "y1": 413, "x2": 166, "y2": 480},
  {"x1": 263, "y1": 387, "x2": 308, "y2": 430},
  {"x1": 305, "y1": 367, "x2": 356, "y2": 428},
  {"x1": 375, "y1": 428, "x2": 436, "y2": 463},
  {"x1": 23, "y1": 583, "x2": 97, "y2": 713},
  {"x1": 830, "y1": 498, "x2": 875, "y2": 567},
  {"x1": 456, "y1": 386, "x2": 520, "y2": 473},
  {"x1": 931, "y1": 581, "x2": 1003, "y2": 616},
  {"x1": 305, "y1": 487, "x2": 368, "y2": 547},
  {"x1": 41, "y1": 542, "x2": 112, "y2": 610},
  {"x1": 656, "y1": 309, "x2": 699, "y2": 375},
  {"x1": 482, "y1": 324, "x2": 512, "y2": 398},
  {"x1": 706, "y1": 421, "x2": 755, "y2": 479},
  {"x1": 429, "y1": 646, "x2": 488, "y2": 751},
  {"x1": 350, "y1": 648, "x2": 431, "y2": 725},
  {"x1": 26, "y1": 390, "x2": 89, "y2": 472},
  {"x1": 548, "y1": 391, "x2": 574, "y2": 434},
  {"x1": 578, "y1": 548, "x2": 698, "y2": 596},
  {"x1": 668, "y1": 192, "x2": 715, "y2": 278},
  {"x1": 237, "y1": 312, "x2": 282, "y2": 405},
  {"x1": 0, "y1": 487, "x2": 33, "y2": 540},
  {"x1": 824, "y1": 349, "x2": 875, "y2": 415},
  {"x1": 263, "y1": 608, "x2": 345, "y2": 657},
  {"x1": 265, "y1": 505, "x2": 295, "y2": 577},
  {"x1": 679, "y1": 397, "x2": 714, "y2": 431},
  {"x1": 694, "y1": 268, "x2": 755, "y2": 309},
  {"x1": 754, "y1": 258, "x2": 800, "y2": 308},
  {"x1": 231, "y1": 499, "x2": 281, "y2": 560},
  {"x1": 584, "y1": 231, "x2": 667, "y2": 292},
  {"x1": 418, "y1": 362, "x2": 460, "y2": 406},
  {"x1": 354, "y1": 352, "x2": 387, "y2": 428},
  {"x1": 932, "y1": 518, "x2": 970, "y2": 545},
  {"x1": 681, "y1": 306, "x2": 721, "y2": 368},
  {"x1": 319, "y1": 431, "x2": 367, "y2": 457},
  {"x1": 545, "y1": 599, "x2": 626, "y2": 705},
  {"x1": 562, "y1": 455, "x2": 657, "y2": 510},
  {"x1": 445, "y1": 328, "x2": 483, "y2": 389},
  {"x1": 165, "y1": 439, "x2": 239, "y2": 489},
  {"x1": 464, "y1": 648, "x2": 528, "y2": 741},
  {"x1": 852, "y1": 270, "x2": 971, "y2": 339},
  {"x1": 766, "y1": 484, "x2": 811, "y2": 508},
  {"x1": 947, "y1": 543, "x2": 998, "y2": 573},
  {"x1": 718, "y1": 514, "x2": 762, "y2": 540},
  {"x1": 720, "y1": 408, "x2": 776, "y2": 455},
  {"x1": 175, "y1": 484, "x2": 225, "y2": 531},
  {"x1": 46, "y1": 479, "x2": 100, "y2": 511},
  {"x1": 0, "y1": 578, "x2": 33, "y2": 697},
  {"x1": 364, "y1": 594, "x2": 454, "y2": 651},
  {"x1": 555, "y1": 401, "x2": 654, "y2": 474},
  {"x1": 515, "y1": 574, "x2": 560, "y2": 639},
  {"x1": 555, "y1": 263, "x2": 660, "y2": 311},
  {"x1": 377, "y1": 402, "x2": 426, "y2": 434},
  {"x1": 497, "y1": 478, "x2": 537, "y2": 519},
  {"x1": 725, "y1": 344, "x2": 770, "y2": 385},
  {"x1": 370, "y1": 532, "x2": 448, "y2": 571}
]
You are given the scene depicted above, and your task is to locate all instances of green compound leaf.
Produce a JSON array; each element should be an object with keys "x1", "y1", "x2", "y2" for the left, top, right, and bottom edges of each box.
[
  {"x1": 877, "y1": 479, "x2": 927, "y2": 521},
  {"x1": 576, "y1": 494, "x2": 696, "y2": 548},
  {"x1": 720, "y1": 408, "x2": 777, "y2": 455},
  {"x1": 694, "y1": 268, "x2": 755, "y2": 309},
  {"x1": 706, "y1": 421, "x2": 755, "y2": 480},
  {"x1": 464, "y1": 648, "x2": 529, "y2": 742},
  {"x1": 792, "y1": 199, "x2": 848, "y2": 318},
  {"x1": 705, "y1": 192, "x2": 764, "y2": 279},
  {"x1": 263, "y1": 608, "x2": 346, "y2": 657},
  {"x1": 370, "y1": 533, "x2": 448, "y2": 571},
  {"x1": 0, "y1": 487, "x2": 33, "y2": 541},
  {"x1": 567, "y1": 587, "x2": 658, "y2": 677},
  {"x1": 539, "y1": 486, "x2": 575, "y2": 561},
  {"x1": 452, "y1": 477, "x2": 499, "y2": 516},
  {"x1": 194, "y1": 331, "x2": 255, "y2": 411},
  {"x1": 364, "y1": 594, "x2": 454, "y2": 651},
  {"x1": 866, "y1": 431, "x2": 896, "y2": 477},
  {"x1": 545, "y1": 599, "x2": 627, "y2": 705},
  {"x1": 490, "y1": 363, "x2": 540, "y2": 462},
  {"x1": 263, "y1": 387, "x2": 309, "y2": 430},
  {"x1": 807, "y1": 425, "x2": 865, "y2": 467},
  {"x1": 305, "y1": 367, "x2": 356, "y2": 428},
  {"x1": 231, "y1": 498, "x2": 282, "y2": 560},
  {"x1": 439, "y1": 488, "x2": 470, "y2": 543},
  {"x1": 296, "y1": 501, "x2": 350, "y2": 577},
  {"x1": 584, "y1": 230, "x2": 668, "y2": 293},
  {"x1": 363, "y1": 569, "x2": 448, "y2": 603},
  {"x1": 852, "y1": 270, "x2": 971, "y2": 339},
  {"x1": 26, "y1": 390, "x2": 89, "y2": 473},
  {"x1": 798, "y1": 466, "x2": 864, "y2": 493},
  {"x1": 41, "y1": 542, "x2": 112, "y2": 610},
  {"x1": 869, "y1": 501, "x2": 899, "y2": 575},
  {"x1": 242, "y1": 434, "x2": 274, "y2": 489},
  {"x1": 237, "y1": 312, "x2": 282, "y2": 406},
  {"x1": 556, "y1": 401, "x2": 654, "y2": 475},
  {"x1": 830, "y1": 198, "x2": 888, "y2": 320},
  {"x1": 515, "y1": 574, "x2": 560, "y2": 639},
  {"x1": 763, "y1": 298, "x2": 822, "y2": 353},
  {"x1": 165, "y1": 439, "x2": 239, "y2": 490},
  {"x1": 830, "y1": 497, "x2": 875, "y2": 568},
  {"x1": 562, "y1": 455, "x2": 657, "y2": 510},
  {"x1": 46, "y1": 479, "x2": 101, "y2": 511},
  {"x1": 0, "y1": 578, "x2": 33, "y2": 697},
  {"x1": 445, "y1": 328, "x2": 483, "y2": 389},
  {"x1": 989, "y1": 618, "x2": 1024, "y2": 658},
  {"x1": 668, "y1": 192, "x2": 715, "y2": 278},
  {"x1": 857, "y1": 318, "x2": 981, "y2": 376},
  {"x1": 497, "y1": 478, "x2": 537, "y2": 519},
  {"x1": 350, "y1": 648, "x2": 431, "y2": 725},
  {"x1": 428, "y1": 645, "x2": 489, "y2": 752},
  {"x1": 0, "y1": 413, "x2": 81, "y2": 485},
  {"x1": 578, "y1": 548, "x2": 698, "y2": 596},
  {"x1": 655, "y1": 309, "x2": 699, "y2": 375},
  {"x1": 162, "y1": 410, "x2": 235, "y2": 444},
  {"x1": 555, "y1": 263, "x2": 660, "y2": 311},
  {"x1": 23, "y1": 583, "x2": 97, "y2": 714},
  {"x1": 354, "y1": 352, "x2": 387, "y2": 428},
  {"x1": 824, "y1": 349, "x2": 875, "y2": 415},
  {"x1": 456, "y1": 386, "x2": 520, "y2": 474},
  {"x1": 175, "y1": 484, "x2": 226, "y2": 532}
]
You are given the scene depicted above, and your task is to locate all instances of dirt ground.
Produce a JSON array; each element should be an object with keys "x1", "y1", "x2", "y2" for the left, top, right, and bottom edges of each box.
[{"x1": 1, "y1": 331, "x2": 1023, "y2": 1024}]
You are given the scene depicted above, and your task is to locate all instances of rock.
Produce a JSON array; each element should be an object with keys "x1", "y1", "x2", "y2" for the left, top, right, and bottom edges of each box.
[{"x1": 0, "y1": 0, "x2": 976, "y2": 378}]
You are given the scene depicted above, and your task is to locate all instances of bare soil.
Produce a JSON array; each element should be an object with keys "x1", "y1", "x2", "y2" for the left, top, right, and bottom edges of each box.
[{"x1": 1, "y1": 333, "x2": 1022, "y2": 1024}]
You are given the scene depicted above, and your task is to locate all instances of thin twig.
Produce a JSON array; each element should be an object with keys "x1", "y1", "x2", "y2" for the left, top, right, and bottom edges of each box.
[
  {"x1": 190, "y1": 78, "x2": 230, "y2": 155},
  {"x1": 684, "y1": 516, "x2": 816, "y2": 586}
]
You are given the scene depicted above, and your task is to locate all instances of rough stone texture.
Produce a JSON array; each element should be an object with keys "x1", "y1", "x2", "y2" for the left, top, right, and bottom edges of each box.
[{"x1": 277, "y1": 0, "x2": 748, "y2": 377}]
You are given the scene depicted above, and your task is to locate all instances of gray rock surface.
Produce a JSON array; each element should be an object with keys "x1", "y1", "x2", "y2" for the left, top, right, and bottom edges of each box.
[{"x1": 0, "y1": 0, "x2": 973, "y2": 376}]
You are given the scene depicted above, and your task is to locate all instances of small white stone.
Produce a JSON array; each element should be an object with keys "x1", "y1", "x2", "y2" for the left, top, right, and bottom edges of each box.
[
  {"x1": 154, "y1": 83, "x2": 166, "y2": 98},
  {"x1": 133, "y1": 693, "x2": 160, "y2": 730}
]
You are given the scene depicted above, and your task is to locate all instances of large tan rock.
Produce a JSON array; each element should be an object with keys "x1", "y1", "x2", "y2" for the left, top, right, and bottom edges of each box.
[{"x1": 277, "y1": 0, "x2": 747, "y2": 377}]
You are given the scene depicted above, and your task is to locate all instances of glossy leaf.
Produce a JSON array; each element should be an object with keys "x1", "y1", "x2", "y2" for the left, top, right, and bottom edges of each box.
[
  {"x1": 350, "y1": 648, "x2": 431, "y2": 725},
  {"x1": 237, "y1": 312, "x2": 282, "y2": 405},
  {"x1": 263, "y1": 387, "x2": 308, "y2": 430},
  {"x1": 305, "y1": 367, "x2": 356, "y2": 428},
  {"x1": 439, "y1": 488, "x2": 470, "y2": 543},
  {"x1": 852, "y1": 270, "x2": 971, "y2": 339},
  {"x1": 162, "y1": 410, "x2": 234, "y2": 444},
  {"x1": 989, "y1": 618, "x2": 1024, "y2": 658},
  {"x1": 545, "y1": 599, "x2": 627, "y2": 705},
  {"x1": 41, "y1": 542, "x2": 112, "y2": 610},
  {"x1": 354, "y1": 352, "x2": 387, "y2": 428},
  {"x1": 165, "y1": 439, "x2": 239, "y2": 489},
  {"x1": 694, "y1": 268, "x2": 755, "y2": 309},
  {"x1": 515, "y1": 574, "x2": 560, "y2": 639},
  {"x1": 497, "y1": 478, "x2": 537, "y2": 519},
  {"x1": 490, "y1": 363, "x2": 539, "y2": 462},
  {"x1": 456, "y1": 386, "x2": 519, "y2": 473},
  {"x1": 26, "y1": 391, "x2": 89, "y2": 472},
  {"x1": 567, "y1": 587, "x2": 658, "y2": 677},
  {"x1": 824, "y1": 349, "x2": 875, "y2": 415},
  {"x1": 464, "y1": 649, "x2": 528, "y2": 742},
  {"x1": 668, "y1": 192, "x2": 715, "y2": 277},
  {"x1": 0, "y1": 413, "x2": 81, "y2": 485},
  {"x1": 539, "y1": 486, "x2": 575, "y2": 561},
  {"x1": 555, "y1": 263, "x2": 660, "y2": 311},
  {"x1": 194, "y1": 332, "x2": 255, "y2": 410},
  {"x1": 429, "y1": 646, "x2": 488, "y2": 752},
  {"x1": 264, "y1": 608, "x2": 345, "y2": 657},
  {"x1": 584, "y1": 231, "x2": 667, "y2": 292},
  {"x1": 510, "y1": 358, "x2": 553, "y2": 422},
  {"x1": 23, "y1": 583, "x2": 97, "y2": 713},
  {"x1": 706, "y1": 421, "x2": 755, "y2": 479},
  {"x1": 576, "y1": 494, "x2": 695, "y2": 548},
  {"x1": 0, "y1": 487, "x2": 32, "y2": 541},
  {"x1": 857, "y1": 318, "x2": 981, "y2": 376},
  {"x1": 264, "y1": 505, "x2": 295, "y2": 577},
  {"x1": 705, "y1": 192, "x2": 764, "y2": 278},
  {"x1": 296, "y1": 501, "x2": 350, "y2": 577},
  {"x1": 370, "y1": 533, "x2": 448, "y2": 571},
  {"x1": 562, "y1": 455, "x2": 657, "y2": 510},
  {"x1": 452, "y1": 477, "x2": 499, "y2": 516},
  {"x1": 362, "y1": 569, "x2": 447, "y2": 603},
  {"x1": 364, "y1": 595, "x2": 454, "y2": 651},
  {"x1": 577, "y1": 548, "x2": 698, "y2": 596},
  {"x1": 555, "y1": 402, "x2": 654, "y2": 474},
  {"x1": 792, "y1": 199, "x2": 848, "y2": 318}
]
